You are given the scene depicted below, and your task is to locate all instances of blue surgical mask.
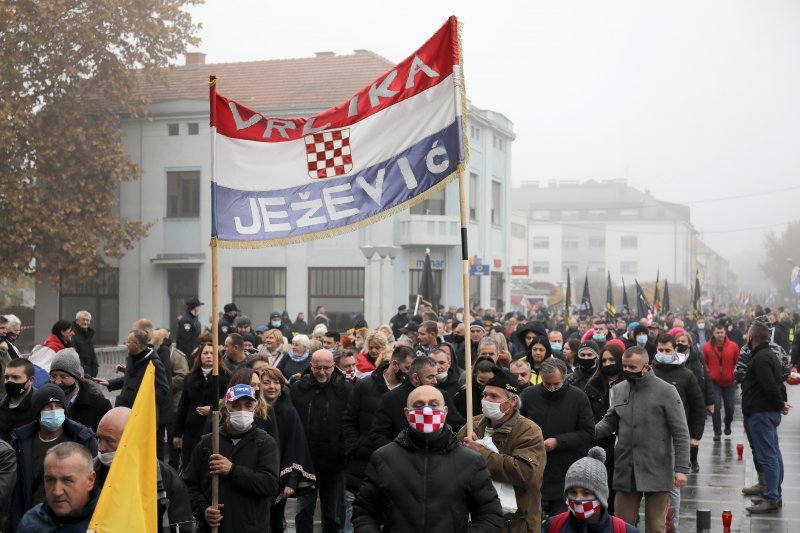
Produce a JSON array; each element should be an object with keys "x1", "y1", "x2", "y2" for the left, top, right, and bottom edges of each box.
[
  {"x1": 550, "y1": 342, "x2": 563, "y2": 353},
  {"x1": 40, "y1": 408, "x2": 65, "y2": 431},
  {"x1": 271, "y1": 320, "x2": 281, "y2": 328},
  {"x1": 636, "y1": 335, "x2": 648, "y2": 345},
  {"x1": 592, "y1": 333, "x2": 606, "y2": 342},
  {"x1": 655, "y1": 352, "x2": 673, "y2": 364}
]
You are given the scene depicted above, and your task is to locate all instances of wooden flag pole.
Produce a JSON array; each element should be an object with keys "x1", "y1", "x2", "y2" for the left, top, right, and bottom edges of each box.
[
  {"x1": 209, "y1": 74, "x2": 221, "y2": 533},
  {"x1": 458, "y1": 169, "x2": 473, "y2": 436}
]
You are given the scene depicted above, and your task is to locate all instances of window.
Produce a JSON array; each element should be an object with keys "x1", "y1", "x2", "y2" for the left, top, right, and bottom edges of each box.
[
  {"x1": 589, "y1": 236, "x2": 605, "y2": 248},
  {"x1": 470, "y1": 125, "x2": 481, "y2": 141},
  {"x1": 60, "y1": 269, "x2": 119, "y2": 345},
  {"x1": 490, "y1": 272, "x2": 504, "y2": 310},
  {"x1": 588, "y1": 262, "x2": 605, "y2": 274},
  {"x1": 619, "y1": 209, "x2": 639, "y2": 217},
  {"x1": 532, "y1": 236, "x2": 549, "y2": 249},
  {"x1": 511, "y1": 223, "x2": 526, "y2": 239},
  {"x1": 167, "y1": 267, "x2": 199, "y2": 332},
  {"x1": 491, "y1": 181, "x2": 502, "y2": 225},
  {"x1": 409, "y1": 269, "x2": 443, "y2": 309},
  {"x1": 233, "y1": 268, "x2": 287, "y2": 321},
  {"x1": 167, "y1": 171, "x2": 200, "y2": 218},
  {"x1": 562, "y1": 237, "x2": 579, "y2": 249},
  {"x1": 493, "y1": 135, "x2": 505, "y2": 151},
  {"x1": 620, "y1": 261, "x2": 638, "y2": 274},
  {"x1": 532, "y1": 262, "x2": 549, "y2": 274},
  {"x1": 187, "y1": 123, "x2": 199, "y2": 135},
  {"x1": 168, "y1": 123, "x2": 179, "y2": 136},
  {"x1": 469, "y1": 173, "x2": 479, "y2": 221},
  {"x1": 621, "y1": 236, "x2": 638, "y2": 249},
  {"x1": 308, "y1": 268, "x2": 365, "y2": 331},
  {"x1": 410, "y1": 186, "x2": 446, "y2": 215}
]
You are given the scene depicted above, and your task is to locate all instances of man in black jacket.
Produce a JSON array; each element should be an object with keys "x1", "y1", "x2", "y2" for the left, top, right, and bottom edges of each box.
[
  {"x1": 353, "y1": 385, "x2": 503, "y2": 532},
  {"x1": 93, "y1": 329, "x2": 172, "y2": 457},
  {"x1": 70, "y1": 311, "x2": 99, "y2": 377},
  {"x1": 389, "y1": 305, "x2": 409, "y2": 340},
  {"x1": 0, "y1": 359, "x2": 37, "y2": 442},
  {"x1": 291, "y1": 349, "x2": 353, "y2": 533},
  {"x1": 218, "y1": 303, "x2": 239, "y2": 345},
  {"x1": 743, "y1": 321, "x2": 791, "y2": 514},
  {"x1": 183, "y1": 384, "x2": 280, "y2": 532},
  {"x1": 176, "y1": 297, "x2": 204, "y2": 357},
  {"x1": 342, "y1": 347, "x2": 415, "y2": 531},
  {"x1": 431, "y1": 346, "x2": 461, "y2": 400},
  {"x1": 520, "y1": 357, "x2": 595, "y2": 520},
  {"x1": 95, "y1": 407, "x2": 193, "y2": 531},
  {"x1": 370, "y1": 355, "x2": 465, "y2": 450}
]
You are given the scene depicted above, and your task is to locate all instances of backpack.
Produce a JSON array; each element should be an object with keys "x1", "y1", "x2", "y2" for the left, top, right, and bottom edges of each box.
[{"x1": 549, "y1": 511, "x2": 627, "y2": 533}]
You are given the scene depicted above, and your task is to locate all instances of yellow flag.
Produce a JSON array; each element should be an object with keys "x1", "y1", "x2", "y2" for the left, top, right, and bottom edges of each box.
[{"x1": 89, "y1": 362, "x2": 157, "y2": 532}]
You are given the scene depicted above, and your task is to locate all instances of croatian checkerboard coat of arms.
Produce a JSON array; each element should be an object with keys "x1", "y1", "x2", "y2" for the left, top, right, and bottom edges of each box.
[{"x1": 305, "y1": 128, "x2": 353, "y2": 179}]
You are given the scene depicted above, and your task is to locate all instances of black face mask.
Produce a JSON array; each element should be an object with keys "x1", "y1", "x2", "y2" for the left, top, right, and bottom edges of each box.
[
  {"x1": 4, "y1": 381, "x2": 26, "y2": 398},
  {"x1": 395, "y1": 369, "x2": 407, "y2": 383},
  {"x1": 577, "y1": 358, "x2": 597, "y2": 371},
  {"x1": 600, "y1": 363, "x2": 621, "y2": 377},
  {"x1": 544, "y1": 385, "x2": 565, "y2": 400},
  {"x1": 58, "y1": 382, "x2": 77, "y2": 395},
  {"x1": 676, "y1": 343, "x2": 689, "y2": 354},
  {"x1": 623, "y1": 369, "x2": 645, "y2": 383},
  {"x1": 452, "y1": 334, "x2": 464, "y2": 344}
]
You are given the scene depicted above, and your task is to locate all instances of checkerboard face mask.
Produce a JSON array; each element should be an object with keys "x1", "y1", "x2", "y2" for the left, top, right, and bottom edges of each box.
[
  {"x1": 566, "y1": 498, "x2": 601, "y2": 520},
  {"x1": 406, "y1": 405, "x2": 447, "y2": 434}
]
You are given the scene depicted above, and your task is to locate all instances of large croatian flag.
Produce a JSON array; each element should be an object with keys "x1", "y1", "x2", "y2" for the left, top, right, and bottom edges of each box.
[{"x1": 210, "y1": 16, "x2": 466, "y2": 247}]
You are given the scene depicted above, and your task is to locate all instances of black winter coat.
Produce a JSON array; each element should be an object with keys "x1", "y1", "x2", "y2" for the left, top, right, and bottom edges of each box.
[
  {"x1": 342, "y1": 363, "x2": 390, "y2": 492},
  {"x1": 566, "y1": 364, "x2": 595, "y2": 390},
  {"x1": 683, "y1": 348, "x2": 714, "y2": 406},
  {"x1": 520, "y1": 384, "x2": 595, "y2": 501},
  {"x1": 741, "y1": 343, "x2": 786, "y2": 415},
  {"x1": 107, "y1": 347, "x2": 173, "y2": 425},
  {"x1": 370, "y1": 382, "x2": 465, "y2": 450},
  {"x1": 67, "y1": 383, "x2": 111, "y2": 432},
  {"x1": 176, "y1": 310, "x2": 202, "y2": 359},
  {"x1": 290, "y1": 371, "x2": 352, "y2": 474},
  {"x1": 651, "y1": 362, "x2": 707, "y2": 440},
  {"x1": 174, "y1": 369, "x2": 229, "y2": 465},
  {"x1": 435, "y1": 367, "x2": 462, "y2": 401},
  {"x1": 0, "y1": 389, "x2": 36, "y2": 442},
  {"x1": 183, "y1": 426, "x2": 279, "y2": 533},
  {"x1": 70, "y1": 322, "x2": 98, "y2": 377},
  {"x1": 352, "y1": 427, "x2": 504, "y2": 533}
]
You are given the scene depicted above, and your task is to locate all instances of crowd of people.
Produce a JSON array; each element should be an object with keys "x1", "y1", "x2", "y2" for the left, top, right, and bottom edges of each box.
[{"x1": 0, "y1": 298, "x2": 794, "y2": 532}]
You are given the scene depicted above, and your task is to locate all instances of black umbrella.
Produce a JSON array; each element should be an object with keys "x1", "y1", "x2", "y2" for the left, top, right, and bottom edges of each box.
[{"x1": 418, "y1": 248, "x2": 437, "y2": 309}]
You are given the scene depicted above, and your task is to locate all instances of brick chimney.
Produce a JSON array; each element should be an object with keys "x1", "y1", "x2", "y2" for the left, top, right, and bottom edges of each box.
[{"x1": 185, "y1": 52, "x2": 206, "y2": 66}]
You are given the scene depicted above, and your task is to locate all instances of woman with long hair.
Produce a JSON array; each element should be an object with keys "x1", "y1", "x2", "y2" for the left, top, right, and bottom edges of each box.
[
  {"x1": 260, "y1": 367, "x2": 316, "y2": 533},
  {"x1": 173, "y1": 342, "x2": 229, "y2": 470}
]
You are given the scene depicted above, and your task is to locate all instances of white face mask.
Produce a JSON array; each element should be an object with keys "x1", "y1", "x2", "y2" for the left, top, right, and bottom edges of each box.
[
  {"x1": 481, "y1": 399, "x2": 508, "y2": 421},
  {"x1": 229, "y1": 410, "x2": 254, "y2": 432},
  {"x1": 98, "y1": 451, "x2": 115, "y2": 467},
  {"x1": 435, "y1": 371, "x2": 448, "y2": 383}
]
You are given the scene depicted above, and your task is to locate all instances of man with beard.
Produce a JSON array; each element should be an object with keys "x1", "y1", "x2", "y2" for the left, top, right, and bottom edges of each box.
[
  {"x1": 0, "y1": 359, "x2": 37, "y2": 441},
  {"x1": 370, "y1": 356, "x2": 465, "y2": 449},
  {"x1": 353, "y1": 385, "x2": 503, "y2": 532}
]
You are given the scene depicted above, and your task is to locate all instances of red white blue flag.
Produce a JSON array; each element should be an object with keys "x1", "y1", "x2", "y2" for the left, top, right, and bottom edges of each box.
[{"x1": 210, "y1": 16, "x2": 465, "y2": 248}]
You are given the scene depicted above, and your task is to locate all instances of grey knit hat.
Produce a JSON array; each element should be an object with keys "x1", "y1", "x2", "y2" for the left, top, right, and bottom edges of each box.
[
  {"x1": 563, "y1": 446, "x2": 609, "y2": 508},
  {"x1": 50, "y1": 348, "x2": 84, "y2": 380}
]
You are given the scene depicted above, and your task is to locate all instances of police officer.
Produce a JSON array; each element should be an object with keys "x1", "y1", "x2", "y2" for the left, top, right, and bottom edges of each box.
[
  {"x1": 218, "y1": 303, "x2": 239, "y2": 344},
  {"x1": 176, "y1": 297, "x2": 204, "y2": 357}
]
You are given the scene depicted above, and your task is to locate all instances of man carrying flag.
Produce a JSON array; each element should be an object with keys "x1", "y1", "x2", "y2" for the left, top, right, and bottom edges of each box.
[{"x1": 183, "y1": 384, "x2": 280, "y2": 532}]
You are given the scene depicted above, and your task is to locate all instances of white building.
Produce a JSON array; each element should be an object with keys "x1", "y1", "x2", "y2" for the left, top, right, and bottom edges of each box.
[
  {"x1": 34, "y1": 51, "x2": 513, "y2": 342},
  {"x1": 511, "y1": 179, "x2": 695, "y2": 290}
]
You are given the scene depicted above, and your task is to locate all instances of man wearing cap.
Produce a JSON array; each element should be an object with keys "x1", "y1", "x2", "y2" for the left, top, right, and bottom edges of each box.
[
  {"x1": 8, "y1": 383, "x2": 98, "y2": 529},
  {"x1": 177, "y1": 296, "x2": 204, "y2": 356},
  {"x1": 389, "y1": 305, "x2": 409, "y2": 339},
  {"x1": 460, "y1": 366, "x2": 546, "y2": 533},
  {"x1": 49, "y1": 349, "x2": 111, "y2": 432},
  {"x1": 183, "y1": 384, "x2": 280, "y2": 532},
  {"x1": 470, "y1": 319, "x2": 488, "y2": 357},
  {"x1": 268, "y1": 311, "x2": 293, "y2": 342},
  {"x1": 218, "y1": 303, "x2": 239, "y2": 344},
  {"x1": 353, "y1": 385, "x2": 504, "y2": 532}
]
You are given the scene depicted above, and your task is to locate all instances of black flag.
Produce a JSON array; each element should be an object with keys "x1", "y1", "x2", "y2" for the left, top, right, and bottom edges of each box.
[
  {"x1": 581, "y1": 273, "x2": 593, "y2": 315},
  {"x1": 606, "y1": 271, "x2": 616, "y2": 315},
  {"x1": 418, "y1": 249, "x2": 437, "y2": 309},
  {"x1": 662, "y1": 279, "x2": 671, "y2": 315},
  {"x1": 565, "y1": 269, "x2": 572, "y2": 315},
  {"x1": 653, "y1": 270, "x2": 660, "y2": 314},
  {"x1": 692, "y1": 270, "x2": 702, "y2": 318},
  {"x1": 622, "y1": 277, "x2": 630, "y2": 316},
  {"x1": 635, "y1": 279, "x2": 652, "y2": 318}
]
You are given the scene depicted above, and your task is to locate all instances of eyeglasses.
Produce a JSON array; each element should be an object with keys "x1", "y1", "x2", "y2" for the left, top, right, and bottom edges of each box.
[{"x1": 311, "y1": 365, "x2": 334, "y2": 371}]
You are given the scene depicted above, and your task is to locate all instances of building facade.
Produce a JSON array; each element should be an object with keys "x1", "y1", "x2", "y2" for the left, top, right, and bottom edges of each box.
[{"x1": 34, "y1": 51, "x2": 513, "y2": 342}]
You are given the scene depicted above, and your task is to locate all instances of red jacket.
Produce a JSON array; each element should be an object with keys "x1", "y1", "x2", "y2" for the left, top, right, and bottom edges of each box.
[
  {"x1": 356, "y1": 351, "x2": 377, "y2": 373},
  {"x1": 702, "y1": 337, "x2": 739, "y2": 387}
]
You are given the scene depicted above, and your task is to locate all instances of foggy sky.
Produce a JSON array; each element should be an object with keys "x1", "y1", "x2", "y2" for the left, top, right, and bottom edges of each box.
[{"x1": 185, "y1": 1, "x2": 800, "y2": 290}]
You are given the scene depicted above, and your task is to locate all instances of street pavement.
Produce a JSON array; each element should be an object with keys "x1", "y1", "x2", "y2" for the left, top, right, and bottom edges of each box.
[{"x1": 282, "y1": 383, "x2": 800, "y2": 532}]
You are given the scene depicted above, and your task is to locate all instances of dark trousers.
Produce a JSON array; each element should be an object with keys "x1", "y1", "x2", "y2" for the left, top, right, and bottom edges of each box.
[
  {"x1": 271, "y1": 498, "x2": 288, "y2": 533},
  {"x1": 296, "y1": 469, "x2": 346, "y2": 533},
  {"x1": 711, "y1": 383, "x2": 736, "y2": 435}
]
